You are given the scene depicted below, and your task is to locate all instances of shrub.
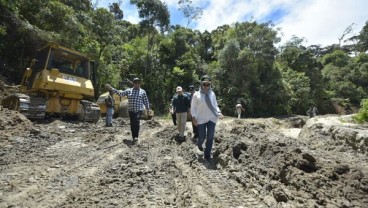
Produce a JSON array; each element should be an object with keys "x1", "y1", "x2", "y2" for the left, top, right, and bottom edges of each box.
[{"x1": 353, "y1": 99, "x2": 368, "y2": 123}]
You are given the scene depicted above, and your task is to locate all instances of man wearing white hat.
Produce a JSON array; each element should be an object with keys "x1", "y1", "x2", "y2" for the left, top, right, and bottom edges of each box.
[{"x1": 172, "y1": 86, "x2": 191, "y2": 142}]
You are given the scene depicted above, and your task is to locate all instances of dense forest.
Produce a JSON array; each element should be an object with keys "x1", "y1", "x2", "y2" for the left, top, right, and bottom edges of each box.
[{"x1": 1, "y1": 0, "x2": 368, "y2": 117}]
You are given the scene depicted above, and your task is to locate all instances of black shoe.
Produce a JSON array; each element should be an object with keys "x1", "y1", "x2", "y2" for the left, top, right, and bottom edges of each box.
[
  {"x1": 204, "y1": 155, "x2": 211, "y2": 160},
  {"x1": 198, "y1": 146, "x2": 204, "y2": 152}
]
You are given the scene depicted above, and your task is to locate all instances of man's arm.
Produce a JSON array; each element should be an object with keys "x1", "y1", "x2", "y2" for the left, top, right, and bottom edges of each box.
[
  {"x1": 142, "y1": 90, "x2": 150, "y2": 111},
  {"x1": 105, "y1": 84, "x2": 127, "y2": 97}
]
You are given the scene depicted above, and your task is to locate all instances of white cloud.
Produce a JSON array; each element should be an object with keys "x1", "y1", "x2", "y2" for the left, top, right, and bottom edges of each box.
[
  {"x1": 193, "y1": 0, "x2": 368, "y2": 46},
  {"x1": 94, "y1": 0, "x2": 368, "y2": 47},
  {"x1": 277, "y1": 0, "x2": 368, "y2": 46}
]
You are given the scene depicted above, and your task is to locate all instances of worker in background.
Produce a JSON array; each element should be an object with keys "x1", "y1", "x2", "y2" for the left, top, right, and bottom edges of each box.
[
  {"x1": 235, "y1": 101, "x2": 245, "y2": 119},
  {"x1": 104, "y1": 89, "x2": 115, "y2": 127}
]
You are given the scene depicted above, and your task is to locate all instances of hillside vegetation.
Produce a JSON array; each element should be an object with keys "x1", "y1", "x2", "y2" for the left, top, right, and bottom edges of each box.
[{"x1": 1, "y1": 1, "x2": 368, "y2": 117}]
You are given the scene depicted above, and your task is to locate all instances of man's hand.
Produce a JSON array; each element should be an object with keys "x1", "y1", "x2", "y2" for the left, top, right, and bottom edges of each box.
[
  {"x1": 104, "y1": 84, "x2": 113, "y2": 91},
  {"x1": 192, "y1": 117, "x2": 197, "y2": 126},
  {"x1": 218, "y1": 113, "x2": 224, "y2": 119}
]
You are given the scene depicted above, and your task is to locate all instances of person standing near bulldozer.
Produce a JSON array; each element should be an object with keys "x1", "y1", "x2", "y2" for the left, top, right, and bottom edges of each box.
[
  {"x1": 105, "y1": 78, "x2": 150, "y2": 142},
  {"x1": 104, "y1": 89, "x2": 115, "y2": 127}
]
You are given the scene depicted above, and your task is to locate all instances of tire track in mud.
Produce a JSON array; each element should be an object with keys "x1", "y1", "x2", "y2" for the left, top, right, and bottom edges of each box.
[
  {"x1": 173, "y1": 148, "x2": 266, "y2": 207},
  {"x1": 146, "y1": 123, "x2": 266, "y2": 208},
  {"x1": 0, "y1": 126, "x2": 133, "y2": 207},
  {"x1": 54, "y1": 121, "x2": 266, "y2": 207}
]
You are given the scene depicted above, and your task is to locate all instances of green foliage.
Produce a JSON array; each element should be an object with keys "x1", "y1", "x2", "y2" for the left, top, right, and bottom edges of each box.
[
  {"x1": 353, "y1": 99, "x2": 368, "y2": 123},
  {"x1": 322, "y1": 50, "x2": 350, "y2": 67},
  {"x1": 281, "y1": 68, "x2": 311, "y2": 114},
  {"x1": 131, "y1": 0, "x2": 170, "y2": 33},
  {"x1": 355, "y1": 21, "x2": 368, "y2": 52},
  {"x1": 217, "y1": 22, "x2": 283, "y2": 116},
  {"x1": 1, "y1": 1, "x2": 368, "y2": 117}
]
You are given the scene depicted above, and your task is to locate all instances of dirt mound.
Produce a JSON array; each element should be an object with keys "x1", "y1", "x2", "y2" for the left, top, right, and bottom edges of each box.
[
  {"x1": 0, "y1": 108, "x2": 33, "y2": 137},
  {"x1": 0, "y1": 113, "x2": 367, "y2": 207},
  {"x1": 0, "y1": 80, "x2": 19, "y2": 104}
]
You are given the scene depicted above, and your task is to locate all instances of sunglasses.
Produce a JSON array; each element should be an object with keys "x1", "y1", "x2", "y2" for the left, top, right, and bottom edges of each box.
[
  {"x1": 133, "y1": 81, "x2": 140, "y2": 84},
  {"x1": 202, "y1": 83, "x2": 210, "y2": 87}
]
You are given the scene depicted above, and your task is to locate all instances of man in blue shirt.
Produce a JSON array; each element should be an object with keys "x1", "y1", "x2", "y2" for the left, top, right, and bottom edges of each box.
[{"x1": 105, "y1": 78, "x2": 150, "y2": 141}]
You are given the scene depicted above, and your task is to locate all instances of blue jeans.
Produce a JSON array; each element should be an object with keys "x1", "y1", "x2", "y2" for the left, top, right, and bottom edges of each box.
[
  {"x1": 106, "y1": 107, "x2": 114, "y2": 125},
  {"x1": 197, "y1": 121, "x2": 216, "y2": 158}
]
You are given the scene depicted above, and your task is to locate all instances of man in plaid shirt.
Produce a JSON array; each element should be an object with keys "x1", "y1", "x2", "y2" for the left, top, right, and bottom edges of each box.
[{"x1": 105, "y1": 78, "x2": 150, "y2": 141}]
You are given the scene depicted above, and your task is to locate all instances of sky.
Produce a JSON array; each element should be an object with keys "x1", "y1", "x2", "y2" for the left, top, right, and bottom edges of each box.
[{"x1": 92, "y1": 0, "x2": 368, "y2": 47}]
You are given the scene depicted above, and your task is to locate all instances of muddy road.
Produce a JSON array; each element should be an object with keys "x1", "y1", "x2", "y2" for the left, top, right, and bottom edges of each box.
[{"x1": 0, "y1": 108, "x2": 367, "y2": 208}]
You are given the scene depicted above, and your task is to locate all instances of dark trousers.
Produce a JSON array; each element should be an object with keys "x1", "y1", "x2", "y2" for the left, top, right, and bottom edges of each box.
[
  {"x1": 171, "y1": 113, "x2": 177, "y2": 125},
  {"x1": 192, "y1": 122, "x2": 198, "y2": 138},
  {"x1": 129, "y1": 111, "x2": 142, "y2": 139}
]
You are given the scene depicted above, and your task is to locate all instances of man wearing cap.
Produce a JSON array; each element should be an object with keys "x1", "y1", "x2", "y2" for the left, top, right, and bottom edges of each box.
[
  {"x1": 191, "y1": 75, "x2": 223, "y2": 160},
  {"x1": 105, "y1": 78, "x2": 150, "y2": 141},
  {"x1": 104, "y1": 89, "x2": 115, "y2": 127},
  {"x1": 172, "y1": 86, "x2": 191, "y2": 142}
]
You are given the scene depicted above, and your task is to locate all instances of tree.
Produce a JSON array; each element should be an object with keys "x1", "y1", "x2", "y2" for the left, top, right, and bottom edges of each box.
[
  {"x1": 216, "y1": 21, "x2": 285, "y2": 116},
  {"x1": 178, "y1": 0, "x2": 203, "y2": 28},
  {"x1": 130, "y1": 0, "x2": 170, "y2": 33},
  {"x1": 109, "y1": 1, "x2": 124, "y2": 20},
  {"x1": 130, "y1": 0, "x2": 170, "y2": 78},
  {"x1": 356, "y1": 21, "x2": 368, "y2": 52},
  {"x1": 338, "y1": 23, "x2": 355, "y2": 48}
]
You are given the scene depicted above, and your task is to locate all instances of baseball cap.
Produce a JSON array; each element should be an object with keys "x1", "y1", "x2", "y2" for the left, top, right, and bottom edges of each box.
[
  {"x1": 201, "y1": 75, "x2": 211, "y2": 83},
  {"x1": 176, "y1": 86, "x2": 183, "y2": 92}
]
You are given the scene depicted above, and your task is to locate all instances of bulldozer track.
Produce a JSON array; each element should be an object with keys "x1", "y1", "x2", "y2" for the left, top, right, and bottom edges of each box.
[{"x1": 2, "y1": 117, "x2": 367, "y2": 207}]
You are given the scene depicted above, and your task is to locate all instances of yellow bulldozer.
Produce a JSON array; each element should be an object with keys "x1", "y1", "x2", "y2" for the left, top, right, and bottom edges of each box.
[
  {"x1": 1, "y1": 43, "x2": 100, "y2": 122},
  {"x1": 97, "y1": 91, "x2": 154, "y2": 120}
]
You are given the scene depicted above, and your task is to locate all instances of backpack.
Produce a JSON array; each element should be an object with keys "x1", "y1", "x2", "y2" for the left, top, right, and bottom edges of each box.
[{"x1": 105, "y1": 95, "x2": 113, "y2": 108}]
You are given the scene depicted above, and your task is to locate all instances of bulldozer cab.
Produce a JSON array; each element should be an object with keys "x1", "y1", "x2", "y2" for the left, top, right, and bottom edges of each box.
[{"x1": 21, "y1": 43, "x2": 91, "y2": 91}]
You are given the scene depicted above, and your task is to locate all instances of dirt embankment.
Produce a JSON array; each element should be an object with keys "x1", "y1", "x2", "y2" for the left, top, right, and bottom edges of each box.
[{"x1": 0, "y1": 106, "x2": 367, "y2": 207}]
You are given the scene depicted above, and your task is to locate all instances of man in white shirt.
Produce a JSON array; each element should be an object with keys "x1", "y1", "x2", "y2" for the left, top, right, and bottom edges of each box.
[{"x1": 191, "y1": 75, "x2": 223, "y2": 160}]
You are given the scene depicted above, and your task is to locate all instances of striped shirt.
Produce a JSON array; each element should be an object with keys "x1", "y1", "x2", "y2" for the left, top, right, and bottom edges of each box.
[{"x1": 112, "y1": 87, "x2": 150, "y2": 113}]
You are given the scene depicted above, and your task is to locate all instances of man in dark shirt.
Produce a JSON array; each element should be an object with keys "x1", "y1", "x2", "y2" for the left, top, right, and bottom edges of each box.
[{"x1": 172, "y1": 86, "x2": 190, "y2": 142}]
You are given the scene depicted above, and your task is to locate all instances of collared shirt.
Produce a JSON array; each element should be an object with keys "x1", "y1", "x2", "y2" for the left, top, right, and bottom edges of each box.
[
  {"x1": 191, "y1": 90, "x2": 221, "y2": 125},
  {"x1": 172, "y1": 93, "x2": 190, "y2": 113},
  {"x1": 112, "y1": 87, "x2": 150, "y2": 112}
]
